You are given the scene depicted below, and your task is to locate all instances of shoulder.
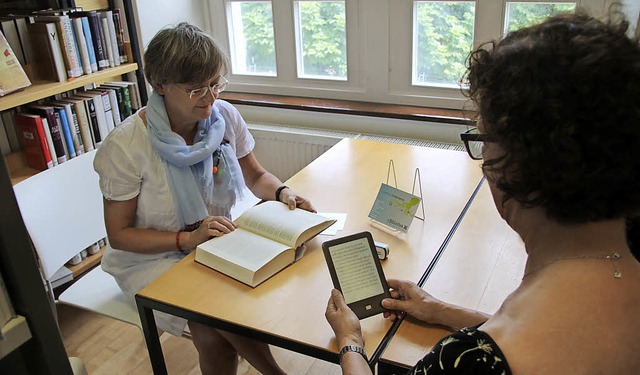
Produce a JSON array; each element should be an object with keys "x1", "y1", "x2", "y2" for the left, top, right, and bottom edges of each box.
[
  {"x1": 101, "y1": 109, "x2": 148, "y2": 146},
  {"x1": 409, "y1": 326, "x2": 512, "y2": 375},
  {"x1": 214, "y1": 99, "x2": 238, "y2": 116},
  {"x1": 214, "y1": 100, "x2": 245, "y2": 127},
  {"x1": 95, "y1": 110, "x2": 150, "y2": 169}
]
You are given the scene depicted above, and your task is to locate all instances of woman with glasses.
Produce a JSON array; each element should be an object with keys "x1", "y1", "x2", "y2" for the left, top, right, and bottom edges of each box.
[
  {"x1": 94, "y1": 22, "x2": 311, "y2": 374},
  {"x1": 327, "y1": 9, "x2": 640, "y2": 374}
]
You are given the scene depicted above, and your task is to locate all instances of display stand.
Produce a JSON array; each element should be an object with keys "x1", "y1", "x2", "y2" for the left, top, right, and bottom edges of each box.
[{"x1": 368, "y1": 160, "x2": 425, "y2": 234}]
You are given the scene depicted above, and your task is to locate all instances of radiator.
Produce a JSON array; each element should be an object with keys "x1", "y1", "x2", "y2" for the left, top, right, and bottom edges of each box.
[{"x1": 248, "y1": 123, "x2": 464, "y2": 181}]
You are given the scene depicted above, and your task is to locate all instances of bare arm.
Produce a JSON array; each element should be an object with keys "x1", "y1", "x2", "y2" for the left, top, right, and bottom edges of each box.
[
  {"x1": 103, "y1": 197, "x2": 236, "y2": 253},
  {"x1": 325, "y1": 289, "x2": 373, "y2": 375},
  {"x1": 382, "y1": 279, "x2": 491, "y2": 330},
  {"x1": 238, "y1": 152, "x2": 316, "y2": 212}
]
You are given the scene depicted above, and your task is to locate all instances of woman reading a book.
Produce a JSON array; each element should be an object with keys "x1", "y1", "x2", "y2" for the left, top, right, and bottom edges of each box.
[
  {"x1": 326, "y1": 10, "x2": 640, "y2": 374},
  {"x1": 94, "y1": 22, "x2": 314, "y2": 375}
]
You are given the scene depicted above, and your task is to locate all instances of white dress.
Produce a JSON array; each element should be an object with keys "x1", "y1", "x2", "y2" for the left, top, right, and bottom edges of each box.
[{"x1": 94, "y1": 100, "x2": 255, "y2": 335}]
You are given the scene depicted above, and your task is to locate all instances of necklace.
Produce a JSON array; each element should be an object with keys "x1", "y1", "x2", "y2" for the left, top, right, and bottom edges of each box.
[{"x1": 522, "y1": 252, "x2": 622, "y2": 280}]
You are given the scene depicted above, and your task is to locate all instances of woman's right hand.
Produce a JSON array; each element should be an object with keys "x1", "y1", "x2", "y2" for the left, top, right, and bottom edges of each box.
[
  {"x1": 382, "y1": 279, "x2": 447, "y2": 324},
  {"x1": 186, "y1": 216, "x2": 237, "y2": 249}
]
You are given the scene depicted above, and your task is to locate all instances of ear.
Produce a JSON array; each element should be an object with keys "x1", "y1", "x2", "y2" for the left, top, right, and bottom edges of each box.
[{"x1": 154, "y1": 83, "x2": 165, "y2": 95}]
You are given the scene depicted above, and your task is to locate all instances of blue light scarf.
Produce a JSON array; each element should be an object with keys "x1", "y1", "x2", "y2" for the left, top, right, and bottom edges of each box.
[{"x1": 146, "y1": 92, "x2": 244, "y2": 229}]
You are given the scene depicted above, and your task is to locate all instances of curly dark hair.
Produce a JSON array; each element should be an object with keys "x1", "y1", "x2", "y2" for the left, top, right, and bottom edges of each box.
[{"x1": 465, "y1": 9, "x2": 640, "y2": 223}]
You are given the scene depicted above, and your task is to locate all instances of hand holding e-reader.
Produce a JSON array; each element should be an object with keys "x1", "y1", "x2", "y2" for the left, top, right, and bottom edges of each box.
[{"x1": 322, "y1": 231, "x2": 391, "y2": 319}]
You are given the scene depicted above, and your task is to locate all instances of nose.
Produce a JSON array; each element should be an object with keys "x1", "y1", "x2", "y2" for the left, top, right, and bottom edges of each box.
[{"x1": 203, "y1": 87, "x2": 217, "y2": 103}]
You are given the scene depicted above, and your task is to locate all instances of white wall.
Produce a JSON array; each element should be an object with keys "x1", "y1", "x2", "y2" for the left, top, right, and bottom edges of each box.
[{"x1": 132, "y1": 0, "x2": 207, "y2": 51}]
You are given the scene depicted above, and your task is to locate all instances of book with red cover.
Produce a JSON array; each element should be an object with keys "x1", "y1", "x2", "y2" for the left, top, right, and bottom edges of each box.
[
  {"x1": 28, "y1": 105, "x2": 67, "y2": 164},
  {"x1": 15, "y1": 113, "x2": 53, "y2": 170}
]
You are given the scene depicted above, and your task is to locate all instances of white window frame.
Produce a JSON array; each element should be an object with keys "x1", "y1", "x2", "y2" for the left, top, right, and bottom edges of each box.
[{"x1": 207, "y1": 0, "x2": 613, "y2": 110}]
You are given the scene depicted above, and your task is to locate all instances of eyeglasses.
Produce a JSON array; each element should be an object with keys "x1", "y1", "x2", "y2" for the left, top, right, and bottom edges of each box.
[
  {"x1": 181, "y1": 76, "x2": 229, "y2": 100},
  {"x1": 460, "y1": 127, "x2": 492, "y2": 160}
]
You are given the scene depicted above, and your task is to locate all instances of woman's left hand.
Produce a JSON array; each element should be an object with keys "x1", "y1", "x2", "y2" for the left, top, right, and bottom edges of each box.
[
  {"x1": 325, "y1": 289, "x2": 365, "y2": 348},
  {"x1": 280, "y1": 188, "x2": 317, "y2": 213}
]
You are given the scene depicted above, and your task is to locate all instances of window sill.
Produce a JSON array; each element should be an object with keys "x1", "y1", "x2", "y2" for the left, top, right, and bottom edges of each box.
[{"x1": 219, "y1": 92, "x2": 476, "y2": 126}]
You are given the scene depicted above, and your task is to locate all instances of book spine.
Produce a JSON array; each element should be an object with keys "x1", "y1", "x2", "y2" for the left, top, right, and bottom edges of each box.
[
  {"x1": 38, "y1": 108, "x2": 67, "y2": 164},
  {"x1": 102, "y1": 11, "x2": 120, "y2": 67},
  {"x1": 46, "y1": 16, "x2": 81, "y2": 79},
  {"x1": 108, "y1": 85, "x2": 126, "y2": 120},
  {"x1": 1, "y1": 19, "x2": 26, "y2": 66},
  {"x1": 96, "y1": 87, "x2": 121, "y2": 127},
  {"x1": 83, "y1": 98, "x2": 102, "y2": 146},
  {"x1": 96, "y1": 91, "x2": 116, "y2": 133},
  {"x1": 87, "y1": 13, "x2": 108, "y2": 70},
  {"x1": 130, "y1": 82, "x2": 142, "y2": 112},
  {"x1": 72, "y1": 100, "x2": 94, "y2": 152},
  {"x1": 79, "y1": 17, "x2": 97, "y2": 72},
  {"x1": 112, "y1": 10, "x2": 127, "y2": 63},
  {"x1": 33, "y1": 115, "x2": 54, "y2": 168},
  {"x1": 59, "y1": 102, "x2": 83, "y2": 155},
  {"x1": 100, "y1": 17, "x2": 115, "y2": 68},
  {"x1": 39, "y1": 117, "x2": 58, "y2": 166},
  {"x1": 107, "y1": 89, "x2": 121, "y2": 125},
  {"x1": 120, "y1": 85, "x2": 132, "y2": 116},
  {"x1": 53, "y1": 109, "x2": 73, "y2": 159},
  {"x1": 91, "y1": 93, "x2": 110, "y2": 138},
  {"x1": 71, "y1": 17, "x2": 91, "y2": 75},
  {"x1": 41, "y1": 22, "x2": 68, "y2": 82},
  {"x1": 14, "y1": 17, "x2": 34, "y2": 75},
  {"x1": 60, "y1": 16, "x2": 82, "y2": 77}
]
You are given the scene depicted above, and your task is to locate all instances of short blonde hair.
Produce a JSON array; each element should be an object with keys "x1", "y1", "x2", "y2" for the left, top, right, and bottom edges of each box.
[{"x1": 143, "y1": 22, "x2": 228, "y2": 86}]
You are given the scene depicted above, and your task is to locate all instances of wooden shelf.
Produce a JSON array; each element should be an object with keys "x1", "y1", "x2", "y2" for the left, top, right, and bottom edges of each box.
[
  {"x1": 5, "y1": 152, "x2": 39, "y2": 185},
  {"x1": 67, "y1": 247, "x2": 105, "y2": 278},
  {"x1": 0, "y1": 63, "x2": 138, "y2": 112},
  {"x1": 0, "y1": 315, "x2": 32, "y2": 359}
]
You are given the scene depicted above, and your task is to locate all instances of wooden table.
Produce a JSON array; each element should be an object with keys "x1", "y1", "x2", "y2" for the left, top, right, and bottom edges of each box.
[
  {"x1": 378, "y1": 180, "x2": 527, "y2": 373},
  {"x1": 136, "y1": 138, "x2": 484, "y2": 374}
]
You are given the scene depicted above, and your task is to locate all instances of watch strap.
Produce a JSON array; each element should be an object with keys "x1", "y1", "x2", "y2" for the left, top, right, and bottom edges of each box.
[{"x1": 339, "y1": 344, "x2": 368, "y2": 363}]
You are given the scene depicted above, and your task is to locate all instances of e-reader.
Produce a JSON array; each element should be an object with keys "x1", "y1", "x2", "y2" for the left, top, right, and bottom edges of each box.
[{"x1": 322, "y1": 231, "x2": 391, "y2": 319}]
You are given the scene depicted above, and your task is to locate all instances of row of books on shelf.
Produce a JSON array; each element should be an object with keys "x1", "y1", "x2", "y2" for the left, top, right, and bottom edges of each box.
[
  {"x1": 0, "y1": 80, "x2": 142, "y2": 170},
  {"x1": 0, "y1": 6, "x2": 129, "y2": 88}
]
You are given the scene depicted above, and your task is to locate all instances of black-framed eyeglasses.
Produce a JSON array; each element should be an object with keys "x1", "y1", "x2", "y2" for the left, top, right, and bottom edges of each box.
[{"x1": 460, "y1": 127, "x2": 492, "y2": 160}]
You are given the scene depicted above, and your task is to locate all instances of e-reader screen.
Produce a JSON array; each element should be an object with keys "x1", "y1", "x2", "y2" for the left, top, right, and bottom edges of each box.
[{"x1": 322, "y1": 231, "x2": 390, "y2": 319}]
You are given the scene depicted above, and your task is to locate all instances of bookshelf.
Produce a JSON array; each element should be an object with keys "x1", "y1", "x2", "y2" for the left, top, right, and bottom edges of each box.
[
  {"x1": 0, "y1": 1, "x2": 146, "y2": 370},
  {"x1": 0, "y1": 63, "x2": 138, "y2": 112}
]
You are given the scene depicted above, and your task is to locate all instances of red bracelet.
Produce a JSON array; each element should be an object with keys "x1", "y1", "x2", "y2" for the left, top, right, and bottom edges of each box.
[{"x1": 176, "y1": 230, "x2": 184, "y2": 252}]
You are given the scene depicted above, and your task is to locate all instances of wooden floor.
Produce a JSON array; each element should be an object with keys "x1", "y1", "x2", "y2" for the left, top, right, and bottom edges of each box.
[{"x1": 57, "y1": 304, "x2": 342, "y2": 374}]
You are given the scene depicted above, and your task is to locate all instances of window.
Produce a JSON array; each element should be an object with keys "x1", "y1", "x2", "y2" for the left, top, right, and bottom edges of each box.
[
  {"x1": 504, "y1": 2, "x2": 577, "y2": 34},
  {"x1": 208, "y1": 0, "x2": 610, "y2": 110},
  {"x1": 413, "y1": 1, "x2": 475, "y2": 88},
  {"x1": 227, "y1": 1, "x2": 277, "y2": 76},
  {"x1": 294, "y1": 1, "x2": 347, "y2": 80}
]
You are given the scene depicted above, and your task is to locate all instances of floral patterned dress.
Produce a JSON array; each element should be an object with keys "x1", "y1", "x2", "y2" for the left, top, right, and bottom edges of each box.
[{"x1": 408, "y1": 325, "x2": 512, "y2": 374}]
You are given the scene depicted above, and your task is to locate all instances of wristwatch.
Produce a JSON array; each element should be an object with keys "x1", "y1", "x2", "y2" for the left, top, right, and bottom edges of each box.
[{"x1": 339, "y1": 344, "x2": 368, "y2": 363}]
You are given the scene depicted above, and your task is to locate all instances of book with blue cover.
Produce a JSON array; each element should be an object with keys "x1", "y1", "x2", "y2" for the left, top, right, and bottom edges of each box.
[{"x1": 51, "y1": 105, "x2": 76, "y2": 159}]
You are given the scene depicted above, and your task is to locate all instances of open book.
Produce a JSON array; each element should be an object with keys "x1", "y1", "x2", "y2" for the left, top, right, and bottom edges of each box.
[{"x1": 195, "y1": 201, "x2": 336, "y2": 287}]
